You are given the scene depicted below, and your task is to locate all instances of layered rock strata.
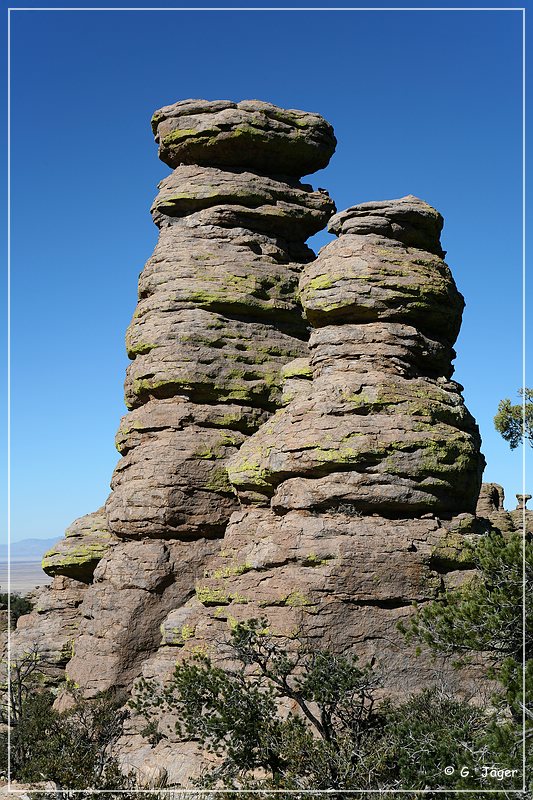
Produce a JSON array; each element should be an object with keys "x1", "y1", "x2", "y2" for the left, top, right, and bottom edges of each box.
[
  {"x1": 119, "y1": 196, "x2": 487, "y2": 783},
  {"x1": 8, "y1": 100, "x2": 510, "y2": 786},
  {"x1": 54, "y1": 100, "x2": 336, "y2": 696},
  {"x1": 7, "y1": 510, "x2": 114, "y2": 682},
  {"x1": 228, "y1": 196, "x2": 484, "y2": 513}
]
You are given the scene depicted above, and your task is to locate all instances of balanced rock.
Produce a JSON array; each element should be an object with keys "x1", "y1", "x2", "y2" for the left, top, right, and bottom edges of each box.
[{"x1": 151, "y1": 98, "x2": 336, "y2": 175}]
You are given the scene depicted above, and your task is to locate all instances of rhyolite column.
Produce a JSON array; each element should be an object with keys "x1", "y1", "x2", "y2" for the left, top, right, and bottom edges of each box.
[
  {"x1": 60, "y1": 99, "x2": 336, "y2": 696},
  {"x1": 228, "y1": 195, "x2": 484, "y2": 512}
]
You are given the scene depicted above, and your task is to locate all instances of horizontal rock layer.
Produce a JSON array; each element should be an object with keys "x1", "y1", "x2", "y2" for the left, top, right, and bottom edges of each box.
[
  {"x1": 329, "y1": 195, "x2": 445, "y2": 256},
  {"x1": 151, "y1": 98, "x2": 336, "y2": 175}
]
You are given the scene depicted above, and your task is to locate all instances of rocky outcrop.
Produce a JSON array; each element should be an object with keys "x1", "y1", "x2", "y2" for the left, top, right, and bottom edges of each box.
[
  {"x1": 42, "y1": 508, "x2": 117, "y2": 582},
  {"x1": 9, "y1": 98, "x2": 523, "y2": 787},
  {"x1": 118, "y1": 195, "x2": 487, "y2": 784},
  {"x1": 7, "y1": 510, "x2": 111, "y2": 682},
  {"x1": 9, "y1": 578, "x2": 87, "y2": 684},
  {"x1": 476, "y1": 483, "x2": 533, "y2": 535},
  {"x1": 52, "y1": 100, "x2": 335, "y2": 697}
]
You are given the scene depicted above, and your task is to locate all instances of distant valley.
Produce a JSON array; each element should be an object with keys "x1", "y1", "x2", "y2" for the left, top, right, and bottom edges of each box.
[{"x1": 0, "y1": 537, "x2": 59, "y2": 562}]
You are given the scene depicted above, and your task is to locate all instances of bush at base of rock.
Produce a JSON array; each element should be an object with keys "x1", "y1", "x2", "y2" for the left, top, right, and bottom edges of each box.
[
  {"x1": 131, "y1": 618, "x2": 523, "y2": 792},
  {"x1": 1, "y1": 687, "x2": 133, "y2": 790},
  {"x1": 0, "y1": 594, "x2": 32, "y2": 630}
]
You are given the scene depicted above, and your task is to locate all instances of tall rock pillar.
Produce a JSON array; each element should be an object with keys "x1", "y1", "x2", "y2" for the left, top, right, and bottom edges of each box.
[{"x1": 62, "y1": 100, "x2": 336, "y2": 695}]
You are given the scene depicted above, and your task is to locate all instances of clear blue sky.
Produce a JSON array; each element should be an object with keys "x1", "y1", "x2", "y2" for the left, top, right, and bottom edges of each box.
[{"x1": 3, "y1": 2, "x2": 529, "y2": 542}]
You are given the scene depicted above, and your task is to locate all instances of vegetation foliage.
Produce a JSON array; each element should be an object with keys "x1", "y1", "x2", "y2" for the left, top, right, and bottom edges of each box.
[
  {"x1": 494, "y1": 387, "x2": 533, "y2": 449},
  {"x1": 132, "y1": 530, "x2": 529, "y2": 793}
]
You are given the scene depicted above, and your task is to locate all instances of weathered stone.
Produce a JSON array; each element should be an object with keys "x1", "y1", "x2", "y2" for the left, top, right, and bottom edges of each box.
[
  {"x1": 64, "y1": 538, "x2": 219, "y2": 697},
  {"x1": 9, "y1": 577, "x2": 87, "y2": 683},
  {"x1": 118, "y1": 508, "x2": 484, "y2": 785},
  {"x1": 475, "y1": 482, "x2": 522, "y2": 535},
  {"x1": 300, "y1": 231, "x2": 463, "y2": 343},
  {"x1": 152, "y1": 99, "x2": 336, "y2": 175},
  {"x1": 106, "y1": 101, "x2": 333, "y2": 543},
  {"x1": 124, "y1": 308, "x2": 308, "y2": 411},
  {"x1": 53, "y1": 100, "x2": 335, "y2": 707},
  {"x1": 329, "y1": 195, "x2": 445, "y2": 256},
  {"x1": 107, "y1": 402, "x2": 244, "y2": 538},
  {"x1": 280, "y1": 357, "x2": 312, "y2": 405},
  {"x1": 42, "y1": 508, "x2": 117, "y2": 581},
  {"x1": 151, "y1": 165, "x2": 335, "y2": 239},
  {"x1": 228, "y1": 196, "x2": 484, "y2": 515},
  {"x1": 510, "y1": 494, "x2": 533, "y2": 535}
]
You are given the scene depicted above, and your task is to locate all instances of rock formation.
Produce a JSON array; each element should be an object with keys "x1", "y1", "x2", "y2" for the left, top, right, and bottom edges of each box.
[
  {"x1": 18, "y1": 100, "x2": 336, "y2": 698},
  {"x1": 9, "y1": 97, "x2": 525, "y2": 786},
  {"x1": 116, "y1": 197, "x2": 486, "y2": 782},
  {"x1": 476, "y1": 483, "x2": 533, "y2": 535}
]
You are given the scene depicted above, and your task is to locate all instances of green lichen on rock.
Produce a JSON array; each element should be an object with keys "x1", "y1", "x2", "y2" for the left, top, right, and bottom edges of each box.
[
  {"x1": 42, "y1": 512, "x2": 114, "y2": 582},
  {"x1": 303, "y1": 552, "x2": 333, "y2": 567},
  {"x1": 161, "y1": 128, "x2": 199, "y2": 144},
  {"x1": 211, "y1": 562, "x2": 253, "y2": 579},
  {"x1": 42, "y1": 539, "x2": 111, "y2": 578},
  {"x1": 204, "y1": 466, "x2": 234, "y2": 494},
  {"x1": 430, "y1": 532, "x2": 475, "y2": 570},
  {"x1": 196, "y1": 586, "x2": 230, "y2": 606},
  {"x1": 281, "y1": 358, "x2": 313, "y2": 380},
  {"x1": 165, "y1": 624, "x2": 196, "y2": 646},
  {"x1": 284, "y1": 590, "x2": 313, "y2": 607}
]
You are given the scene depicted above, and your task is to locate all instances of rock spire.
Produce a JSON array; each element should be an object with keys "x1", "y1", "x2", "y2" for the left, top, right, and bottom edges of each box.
[
  {"x1": 53, "y1": 99, "x2": 336, "y2": 696},
  {"x1": 117, "y1": 195, "x2": 487, "y2": 783}
]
